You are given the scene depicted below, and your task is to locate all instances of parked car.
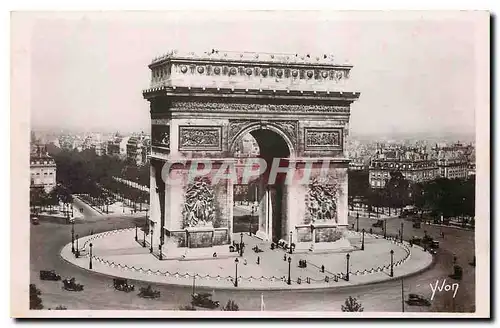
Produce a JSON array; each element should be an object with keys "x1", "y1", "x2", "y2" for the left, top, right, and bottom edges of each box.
[
  {"x1": 191, "y1": 292, "x2": 220, "y2": 309},
  {"x1": 410, "y1": 236, "x2": 422, "y2": 245},
  {"x1": 406, "y1": 293, "x2": 431, "y2": 306},
  {"x1": 138, "y1": 285, "x2": 160, "y2": 299},
  {"x1": 31, "y1": 217, "x2": 39, "y2": 225},
  {"x1": 431, "y1": 240, "x2": 440, "y2": 249},
  {"x1": 40, "y1": 270, "x2": 61, "y2": 281},
  {"x1": 113, "y1": 278, "x2": 135, "y2": 292},
  {"x1": 62, "y1": 278, "x2": 84, "y2": 291}
]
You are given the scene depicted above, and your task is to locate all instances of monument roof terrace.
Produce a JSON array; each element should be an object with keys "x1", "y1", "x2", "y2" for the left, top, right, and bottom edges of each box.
[{"x1": 143, "y1": 50, "x2": 360, "y2": 98}]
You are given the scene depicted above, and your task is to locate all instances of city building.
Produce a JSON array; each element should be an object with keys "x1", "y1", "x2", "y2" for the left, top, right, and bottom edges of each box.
[
  {"x1": 126, "y1": 132, "x2": 151, "y2": 165},
  {"x1": 369, "y1": 147, "x2": 438, "y2": 188},
  {"x1": 107, "y1": 133, "x2": 123, "y2": 157},
  {"x1": 30, "y1": 145, "x2": 57, "y2": 193},
  {"x1": 234, "y1": 134, "x2": 260, "y2": 157}
]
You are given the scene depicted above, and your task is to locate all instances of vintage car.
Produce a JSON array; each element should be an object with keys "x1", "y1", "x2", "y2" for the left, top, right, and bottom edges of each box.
[
  {"x1": 430, "y1": 240, "x2": 440, "y2": 249},
  {"x1": 138, "y1": 285, "x2": 160, "y2": 299},
  {"x1": 406, "y1": 293, "x2": 431, "y2": 306},
  {"x1": 113, "y1": 278, "x2": 135, "y2": 292},
  {"x1": 191, "y1": 292, "x2": 220, "y2": 309},
  {"x1": 31, "y1": 217, "x2": 40, "y2": 225},
  {"x1": 412, "y1": 221, "x2": 421, "y2": 229},
  {"x1": 39, "y1": 270, "x2": 61, "y2": 281},
  {"x1": 62, "y1": 278, "x2": 84, "y2": 291},
  {"x1": 449, "y1": 265, "x2": 463, "y2": 280}
]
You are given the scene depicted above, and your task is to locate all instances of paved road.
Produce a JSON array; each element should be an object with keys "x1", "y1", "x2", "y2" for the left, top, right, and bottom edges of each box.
[{"x1": 30, "y1": 214, "x2": 474, "y2": 312}]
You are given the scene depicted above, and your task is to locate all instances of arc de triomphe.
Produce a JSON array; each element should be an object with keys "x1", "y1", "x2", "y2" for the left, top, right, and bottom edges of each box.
[{"x1": 143, "y1": 50, "x2": 360, "y2": 256}]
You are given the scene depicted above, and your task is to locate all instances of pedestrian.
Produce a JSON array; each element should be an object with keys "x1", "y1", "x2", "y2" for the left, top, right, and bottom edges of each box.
[
  {"x1": 257, "y1": 256, "x2": 260, "y2": 265},
  {"x1": 321, "y1": 265, "x2": 325, "y2": 273},
  {"x1": 284, "y1": 254, "x2": 287, "y2": 261},
  {"x1": 244, "y1": 259, "x2": 247, "y2": 265}
]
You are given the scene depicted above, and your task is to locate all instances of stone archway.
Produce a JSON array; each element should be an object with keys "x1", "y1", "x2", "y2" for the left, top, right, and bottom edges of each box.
[{"x1": 143, "y1": 50, "x2": 360, "y2": 253}]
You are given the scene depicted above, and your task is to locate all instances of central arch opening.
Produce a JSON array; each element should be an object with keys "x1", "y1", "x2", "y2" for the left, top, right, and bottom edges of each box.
[{"x1": 232, "y1": 127, "x2": 291, "y2": 242}]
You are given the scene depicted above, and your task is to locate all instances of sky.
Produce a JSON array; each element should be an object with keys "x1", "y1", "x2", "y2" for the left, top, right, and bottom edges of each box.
[{"x1": 27, "y1": 11, "x2": 481, "y2": 139}]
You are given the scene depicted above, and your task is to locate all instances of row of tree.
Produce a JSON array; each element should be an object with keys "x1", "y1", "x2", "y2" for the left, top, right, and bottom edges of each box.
[
  {"x1": 30, "y1": 184, "x2": 73, "y2": 216},
  {"x1": 348, "y1": 170, "x2": 475, "y2": 219},
  {"x1": 48, "y1": 148, "x2": 149, "y2": 208}
]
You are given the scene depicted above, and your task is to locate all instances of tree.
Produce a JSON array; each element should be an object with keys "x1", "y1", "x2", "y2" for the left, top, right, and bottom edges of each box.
[
  {"x1": 341, "y1": 296, "x2": 364, "y2": 312},
  {"x1": 385, "y1": 171, "x2": 410, "y2": 213},
  {"x1": 29, "y1": 284, "x2": 43, "y2": 310},
  {"x1": 222, "y1": 299, "x2": 240, "y2": 311}
]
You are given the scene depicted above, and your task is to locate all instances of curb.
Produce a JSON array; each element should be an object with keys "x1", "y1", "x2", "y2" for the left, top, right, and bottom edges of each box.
[{"x1": 60, "y1": 228, "x2": 434, "y2": 292}]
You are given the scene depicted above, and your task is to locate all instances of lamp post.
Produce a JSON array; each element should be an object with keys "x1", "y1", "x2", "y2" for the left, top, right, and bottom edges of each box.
[
  {"x1": 234, "y1": 258, "x2": 239, "y2": 287},
  {"x1": 159, "y1": 243, "x2": 163, "y2": 260},
  {"x1": 345, "y1": 253, "x2": 350, "y2": 281},
  {"x1": 249, "y1": 206, "x2": 254, "y2": 236},
  {"x1": 400, "y1": 221, "x2": 404, "y2": 243},
  {"x1": 135, "y1": 225, "x2": 138, "y2": 241},
  {"x1": 384, "y1": 219, "x2": 387, "y2": 239},
  {"x1": 289, "y1": 231, "x2": 293, "y2": 254},
  {"x1": 287, "y1": 257, "x2": 292, "y2": 285},
  {"x1": 361, "y1": 228, "x2": 365, "y2": 251},
  {"x1": 89, "y1": 243, "x2": 93, "y2": 270},
  {"x1": 75, "y1": 234, "x2": 79, "y2": 258},
  {"x1": 239, "y1": 232, "x2": 244, "y2": 256},
  {"x1": 390, "y1": 250, "x2": 394, "y2": 277},
  {"x1": 71, "y1": 220, "x2": 75, "y2": 253},
  {"x1": 143, "y1": 227, "x2": 146, "y2": 247},
  {"x1": 356, "y1": 212, "x2": 359, "y2": 232},
  {"x1": 150, "y1": 228, "x2": 154, "y2": 253}
]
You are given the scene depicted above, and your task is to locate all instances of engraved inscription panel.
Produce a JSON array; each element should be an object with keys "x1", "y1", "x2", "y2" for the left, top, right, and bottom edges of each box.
[{"x1": 179, "y1": 126, "x2": 222, "y2": 151}]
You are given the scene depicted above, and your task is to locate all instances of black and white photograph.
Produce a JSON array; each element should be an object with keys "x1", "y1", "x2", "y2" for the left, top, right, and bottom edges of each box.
[{"x1": 10, "y1": 10, "x2": 490, "y2": 318}]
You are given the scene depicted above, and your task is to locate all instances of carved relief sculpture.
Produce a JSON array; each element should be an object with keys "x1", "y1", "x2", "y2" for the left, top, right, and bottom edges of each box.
[
  {"x1": 182, "y1": 178, "x2": 216, "y2": 228},
  {"x1": 151, "y1": 125, "x2": 170, "y2": 148},
  {"x1": 306, "y1": 178, "x2": 338, "y2": 224},
  {"x1": 179, "y1": 126, "x2": 222, "y2": 151},
  {"x1": 305, "y1": 128, "x2": 342, "y2": 150}
]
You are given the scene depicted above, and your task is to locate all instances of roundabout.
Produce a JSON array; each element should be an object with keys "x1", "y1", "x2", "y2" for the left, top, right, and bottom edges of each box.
[{"x1": 61, "y1": 228, "x2": 433, "y2": 290}]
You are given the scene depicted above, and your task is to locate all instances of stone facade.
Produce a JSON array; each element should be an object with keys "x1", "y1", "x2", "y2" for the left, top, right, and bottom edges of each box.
[{"x1": 144, "y1": 51, "x2": 360, "y2": 251}]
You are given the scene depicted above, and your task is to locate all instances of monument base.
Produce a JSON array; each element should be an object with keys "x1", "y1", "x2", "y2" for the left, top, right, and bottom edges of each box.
[
  {"x1": 167, "y1": 226, "x2": 230, "y2": 248},
  {"x1": 294, "y1": 223, "x2": 353, "y2": 253}
]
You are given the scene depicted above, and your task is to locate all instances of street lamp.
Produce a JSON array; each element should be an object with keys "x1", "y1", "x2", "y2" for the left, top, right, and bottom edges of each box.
[
  {"x1": 346, "y1": 253, "x2": 350, "y2": 281},
  {"x1": 249, "y1": 206, "x2": 254, "y2": 236},
  {"x1": 143, "y1": 227, "x2": 146, "y2": 247},
  {"x1": 234, "y1": 258, "x2": 239, "y2": 287},
  {"x1": 150, "y1": 228, "x2": 154, "y2": 253},
  {"x1": 384, "y1": 219, "x2": 387, "y2": 239},
  {"x1": 361, "y1": 229, "x2": 365, "y2": 251},
  {"x1": 89, "y1": 243, "x2": 93, "y2": 270},
  {"x1": 356, "y1": 212, "x2": 359, "y2": 232},
  {"x1": 159, "y1": 243, "x2": 163, "y2": 260},
  {"x1": 390, "y1": 250, "x2": 394, "y2": 277},
  {"x1": 75, "y1": 234, "x2": 79, "y2": 258},
  {"x1": 400, "y1": 221, "x2": 404, "y2": 243},
  {"x1": 135, "y1": 225, "x2": 138, "y2": 241},
  {"x1": 287, "y1": 257, "x2": 292, "y2": 285},
  {"x1": 71, "y1": 220, "x2": 75, "y2": 253},
  {"x1": 239, "y1": 232, "x2": 244, "y2": 256}
]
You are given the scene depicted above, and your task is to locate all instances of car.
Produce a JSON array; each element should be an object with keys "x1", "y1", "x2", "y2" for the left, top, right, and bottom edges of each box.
[
  {"x1": 412, "y1": 221, "x2": 421, "y2": 229},
  {"x1": 406, "y1": 293, "x2": 431, "y2": 306},
  {"x1": 138, "y1": 285, "x2": 160, "y2": 299},
  {"x1": 410, "y1": 236, "x2": 422, "y2": 245},
  {"x1": 113, "y1": 278, "x2": 135, "y2": 292},
  {"x1": 191, "y1": 292, "x2": 220, "y2": 309},
  {"x1": 31, "y1": 217, "x2": 40, "y2": 225},
  {"x1": 62, "y1": 278, "x2": 84, "y2": 291},
  {"x1": 428, "y1": 248, "x2": 437, "y2": 255},
  {"x1": 431, "y1": 241, "x2": 440, "y2": 249},
  {"x1": 40, "y1": 270, "x2": 61, "y2": 281}
]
